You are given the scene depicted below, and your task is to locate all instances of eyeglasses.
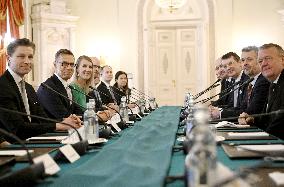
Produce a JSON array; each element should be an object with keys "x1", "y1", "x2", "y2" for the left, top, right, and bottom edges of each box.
[{"x1": 58, "y1": 61, "x2": 75, "y2": 68}]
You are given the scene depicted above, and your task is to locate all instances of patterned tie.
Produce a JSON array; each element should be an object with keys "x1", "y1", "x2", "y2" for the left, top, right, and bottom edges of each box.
[
  {"x1": 66, "y1": 84, "x2": 73, "y2": 105},
  {"x1": 108, "y1": 86, "x2": 117, "y2": 104},
  {"x1": 246, "y1": 83, "x2": 253, "y2": 104},
  {"x1": 20, "y1": 80, "x2": 31, "y2": 121}
]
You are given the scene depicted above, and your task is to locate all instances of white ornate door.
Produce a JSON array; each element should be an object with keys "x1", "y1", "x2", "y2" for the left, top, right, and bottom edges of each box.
[{"x1": 149, "y1": 28, "x2": 197, "y2": 106}]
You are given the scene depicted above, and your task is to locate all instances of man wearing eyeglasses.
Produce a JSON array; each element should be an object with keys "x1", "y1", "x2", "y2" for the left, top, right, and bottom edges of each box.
[
  {"x1": 239, "y1": 43, "x2": 284, "y2": 140},
  {"x1": 0, "y1": 39, "x2": 82, "y2": 143},
  {"x1": 37, "y1": 49, "x2": 84, "y2": 120}
]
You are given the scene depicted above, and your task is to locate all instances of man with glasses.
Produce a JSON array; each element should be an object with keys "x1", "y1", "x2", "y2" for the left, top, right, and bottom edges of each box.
[
  {"x1": 239, "y1": 43, "x2": 284, "y2": 140},
  {"x1": 37, "y1": 49, "x2": 84, "y2": 120},
  {"x1": 210, "y1": 52, "x2": 249, "y2": 119},
  {"x1": 0, "y1": 39, "x2": 81, "y2": 142}
]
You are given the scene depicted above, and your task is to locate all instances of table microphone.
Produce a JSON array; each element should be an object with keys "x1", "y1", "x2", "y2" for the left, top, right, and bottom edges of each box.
[
  {"x1": 193, "y1": 79, "x2": 221, "y2": 99},
  {"x1": 0, "y1": 106, "x2": 88, "y2": 156},
  {"x1": 132, "y1": 87, "x2": 158, "y2": 109},
  {"x1": 210, "y1": 109, "x2": 284, "y2": 123},
  {"x1": 196, "y1": 77, "x2": 254, "y2": 104},
  {"x1": 42, "y1": 83, "x2": 111, "y2": 139},
  {"x1": 0, "y1": 128, "x2": 45, "y2": 186},
  {"x1": 102, "y1": 105, "x2": 128, "y2": 130}
]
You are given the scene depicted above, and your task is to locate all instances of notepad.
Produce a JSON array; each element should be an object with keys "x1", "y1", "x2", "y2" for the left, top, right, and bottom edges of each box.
[
  {"x1": 227, "y1": 132, "x2": 270, "y2": 138},
  {"x1": 0, "y1": 150, "x2": 34, "y2": 156},
  {"x1": 237, "y1": 144, "x2": 284, "y2": 152},
  {"x1": 27, "y1": 136, "x2": 68, "y2": 141},
  {"x1": 269, "y1": 172, "x2": 284, "y2": 186}
]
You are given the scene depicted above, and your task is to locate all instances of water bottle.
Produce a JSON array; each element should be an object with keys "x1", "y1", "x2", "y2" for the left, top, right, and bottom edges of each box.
[
  {"x1": 84, "y1": 102, "x2": 99, "y2": 142},
  {"x1": 185, "y1": 106, "x2": 217, "y2": 187},
  {"x1": 119, "y1": 96, "x2": 129, "y2": 122}
]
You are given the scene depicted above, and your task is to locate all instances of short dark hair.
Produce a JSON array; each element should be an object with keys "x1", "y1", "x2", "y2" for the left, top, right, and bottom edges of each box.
[
  {"x1": 221, "y1": 52, "x2": 240, "y2": 62},
  {"x1": 242, "y1": 46, "x2": 258, "y2": 54},
  {"x1": 6, "y1": 38, "x2": 35, "y2": 56},
  {"x1": 259, "y1": 43, "x2": 284, "y2": 56},
  {"x1": 54, "y1": 49, "x2": 74, "y2": 62}
]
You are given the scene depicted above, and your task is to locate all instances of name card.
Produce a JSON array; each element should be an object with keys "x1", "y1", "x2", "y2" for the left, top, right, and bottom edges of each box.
[
  {"x1": 111, "y1": 121, "x2": 121, "y2": 132},
  {"x1": 33, "y1": 154, "x2": 60, "y2": 175},
  {"x1": 59, "y1": 144, "x2": 80, "y2": 163}
]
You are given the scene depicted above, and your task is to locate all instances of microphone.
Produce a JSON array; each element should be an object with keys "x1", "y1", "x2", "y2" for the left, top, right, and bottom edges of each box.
[
  {"x1": 132, "y1": 87, "x2": 158, "y2": 109},
  {"x1": 210, "y1": 109, "x2": 284, "y2": 123},
  {"x1": 0, "y1": 106, "x2": 88, "y2": 156},
  {"x1": 0, "y1": 128, "x2": 45, "y2": 186},
  {"x1": 196, "y1": 77, "x2": 254, "y2": 104},
  {"x1": 42, "y1": 83, "x2": 111, "y2": 139},
  {"x1": 193, "y1": 79, "x2": 221, "y2": 99},
  {"x1": 102, "y1": 105, "x2": 128, "y2": 130}
]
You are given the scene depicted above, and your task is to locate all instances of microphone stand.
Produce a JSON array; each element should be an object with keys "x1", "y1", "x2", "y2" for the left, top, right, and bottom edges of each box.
[
  {"x1": 0, "y1": 128, "x2": 45, "y2": 186},
  {"x1": 193, "y1": 79, "x2": 221, "y2": 99},
  {"x1": 42, "y1": 83, "x2": 111, "y2": 139},
  {"x1": 0, "y1": 106, "x2": 88, "y2": 156},
  {"x1": 209, "y1": 109, "x2": 284, "y2": 123},
  {"x1": 132, "y1": 87, "x2": 158, "y2": 109}
]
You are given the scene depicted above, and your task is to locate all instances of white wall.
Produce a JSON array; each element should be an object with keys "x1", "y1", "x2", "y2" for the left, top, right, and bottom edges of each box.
[
  {"x1": 66, "y1": 0, "x2": 284, "y2": 86},
  {"x1": 67, "y1": 0, "x2": 139, "y2": 86},
  {"x1": 215, "y1": 0, "x2": 284, "y2": 56}
]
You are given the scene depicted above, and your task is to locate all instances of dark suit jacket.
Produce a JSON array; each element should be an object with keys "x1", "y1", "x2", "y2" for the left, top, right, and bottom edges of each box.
[
  {"x1": 221, "y1": 72, "x2": 249, "y2": 118},
  {"x1": 212, "y1": 79, "x2": 234, "y2": 107},
  {"x1": 97, "y1": 81, "x2": 115, "y2": 105},
  {"x1": 255, "y1": 70, "x2": 284, "y2": 140},
  {"x1": 0, "y1": 70, "x2": 55, "y2": 141},
  {"x1": 87, "y1": 88, "x2": 104, "y2": 112},
  {"x1": 37, "y1": 74, "x2": 83, "y2": 120},
  {"x1": 240, "y1": 74, "x2": 270, "y2": 115}
]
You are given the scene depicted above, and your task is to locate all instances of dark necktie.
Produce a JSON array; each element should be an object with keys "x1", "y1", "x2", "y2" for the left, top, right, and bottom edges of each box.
[
  {"x1": 246, "y1": 83, "x2": 253, "y2": 104},
  {"x1": 108, "y1": 87, "x2": 117, "y2": 104},
  {"x1": 267, "y1": 83, "x2": 277, "y2": 112}
]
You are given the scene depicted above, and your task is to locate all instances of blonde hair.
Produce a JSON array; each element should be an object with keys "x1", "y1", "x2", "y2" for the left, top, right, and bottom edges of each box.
[{"x1": 71, "y1": 55, "x2": 94, "y2": 93}]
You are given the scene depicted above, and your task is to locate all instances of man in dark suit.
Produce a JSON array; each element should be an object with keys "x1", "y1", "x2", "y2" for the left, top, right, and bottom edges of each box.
[
  {"x1": 210, "y1": 52, "x2": 249, "y2": 119},
  {"x1": 37, "y1": 49, "x2": 84, "y2": 120},
  {"x1": 97, "y1": 65, "x2": 117, "y2": 105},
  {"x1": 0, "y1": 38, "x2": 81, "y2": 142},
  {"x1": 238, "y1": 46, "x2": 270, "y2": 115},
  {"x1": 239, "y1": 43, "x2": 284, "y2": 140},
  {"x1": 211, "y1": 57, "x2": 234, "y2": 107}
]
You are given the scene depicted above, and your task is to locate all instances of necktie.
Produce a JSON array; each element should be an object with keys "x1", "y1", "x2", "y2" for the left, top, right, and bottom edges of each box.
[
  {"x1": 94, "y1": 89, "x2": 102, "y2": 107},
  {"x1": 20, "y1": 80, "x2": 31, "y2": 121},
  {"x1": 267, "y1": 83, "x2": 277, "y2": 112},
  {"x1": 108, "y1": 87, "x2": 117, "y2": 104},
  {"x1": 66, "y1": 85, "x2": 72, "y2": 105},
  {"x1": 233, "y1": 85, "x2": 238, "y2": 107},
  {"x1": 246, "y1": 83, "x2": 253, "y2": 104}
]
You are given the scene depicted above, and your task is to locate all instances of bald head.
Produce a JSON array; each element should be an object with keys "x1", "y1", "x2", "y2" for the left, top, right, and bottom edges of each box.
[{"x1": 91, "y1": 57, "x2": 101, "y2": 85}]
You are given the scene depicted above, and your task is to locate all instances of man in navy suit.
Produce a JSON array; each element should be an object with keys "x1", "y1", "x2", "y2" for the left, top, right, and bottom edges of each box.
[
  {"x1": 210, "y1": 52, "x2": 249, "y2": 119},
  {"x1": 37, "y1": 49, "x2": 84, "y2": 120},
  {"x1": 239, "y1": 43, "x2": 284, "y2": 140},
  {"x1": 0, "y1": 38, "x2": 81, "y2": 142}
]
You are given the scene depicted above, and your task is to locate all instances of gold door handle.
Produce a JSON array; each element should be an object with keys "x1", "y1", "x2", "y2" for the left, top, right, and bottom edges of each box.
[{"x1": 172, "y1": 80, "x2": 176, "y2": 88}]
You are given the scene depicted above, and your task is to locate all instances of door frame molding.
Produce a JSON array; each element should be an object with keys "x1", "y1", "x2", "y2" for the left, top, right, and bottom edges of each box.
[{"x1": 137, "y1": 0, "x2": 216, "y2": 96}]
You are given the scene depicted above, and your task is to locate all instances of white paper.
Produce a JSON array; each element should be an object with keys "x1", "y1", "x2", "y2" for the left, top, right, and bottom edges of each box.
[
  {"x1": 227, "y1": 132, "x2": 269, "y2": 138},
  {"x1": 33, "y1": 154, "x2": 60, "y2": 175},
  {"x1": 237, "y1": 144, "x2": 284, "y2": 152},
  {"x1": 27, "y1": 136, "x2": 68, "y2": 141},
  {"x1": 0, "y1": 150, "x2": 34, "y2": 156},
  {"x1": 61, "y1": 126, "x2": 84, "y2": 144},
  {"x1": 88, "y1": 138, "x2": 108, "y2": 144},
  {"x1": 59, "y1": 144, "x2": 80, "y2": 163},
  {"x1": 126, "y1": 121, "x2": 135, "y2": 124},
  {"x1": 111, "y1": 121, "x2": 121, "y2": 132},
  {"x1": 110, "y1": 113, "x2": 121, "y2": 123},
  {"x1": 269, "y1": 172, "x2": 284, "y2": 186}
]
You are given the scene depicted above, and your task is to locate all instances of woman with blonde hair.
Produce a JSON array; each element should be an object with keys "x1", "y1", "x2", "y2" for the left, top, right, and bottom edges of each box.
[{"x1": 70, "y1": 55, "x2": 94, "y2": 109}]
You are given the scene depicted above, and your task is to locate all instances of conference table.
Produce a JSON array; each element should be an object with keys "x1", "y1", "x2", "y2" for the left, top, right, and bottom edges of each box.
[{"x1": 6, "y1": 106, "x2": 284, "y2": 186}]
